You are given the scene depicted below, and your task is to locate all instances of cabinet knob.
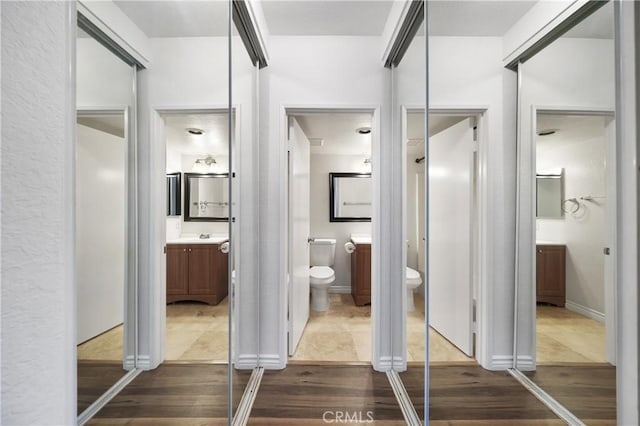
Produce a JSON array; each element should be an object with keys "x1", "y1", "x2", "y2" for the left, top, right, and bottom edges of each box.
[
  {"x1": 189, "y1": 248, "x2": 192, "y2": 252},
  {"x1": 538, "y1": 250, "x2": 543, "y2": 253},
  {"x1": 183, "y1": 248, "x2": 187, "y2": 252}
]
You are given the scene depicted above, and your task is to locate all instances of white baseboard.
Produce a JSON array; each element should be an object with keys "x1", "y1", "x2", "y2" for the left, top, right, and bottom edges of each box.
[
  {"x1": 565, "y1": 300, "x2": 605, "y2": 323},
  {"x1": 136, "y1": 355, "x2": 154, "y2": 370},
  {"x1": 328, "y1": 285, "x2": 351, "y2": 294},
  {"x1": 124, "y1": 355, "x2": 135, "y2": 370},
  {"x1": 236, "y1": 354, "x2": 259, "y2": 370},
  {"x1": 374, "y1": 356, "x2": 394, "y2": 371},
  {"x1": 490, "y1": 355, "x2": 535, "y2": 371},
  {"x1": 259, "y1": 354, "x2": 285, "y2": 369}
]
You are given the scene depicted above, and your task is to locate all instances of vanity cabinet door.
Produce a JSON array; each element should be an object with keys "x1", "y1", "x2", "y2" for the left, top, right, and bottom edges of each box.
[
  {"x1": 166, "y1": 245, "x2": 188, "y2": 296},
  {"x1": 351, "y1": 244, "x2": 371, "y2": 306},
  {"x1": 536, "y1": 245, "x2": 566, "y2": 307},
  {"x1": 188, "y1": 245, "x2": 215, "y2": 295}
]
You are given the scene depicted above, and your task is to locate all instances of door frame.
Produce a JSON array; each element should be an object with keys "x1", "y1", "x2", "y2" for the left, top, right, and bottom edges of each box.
[
  {"x1": 145, "y1": 105, "x2": 239, "y2": 368},
  {"x1": 519, "y1": 105, "x2": 617, "y2": 366},
  {"x1": 280, "y1": 105, "x2": 382, "y2": 367},
  {"x1": 401, "y1": 106, "x2": 488, "y2": 366}
]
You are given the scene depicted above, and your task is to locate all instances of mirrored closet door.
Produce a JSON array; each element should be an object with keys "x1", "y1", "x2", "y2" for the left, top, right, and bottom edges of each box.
[
  {"x1": 75, "y1": 19, "x2": 138, "y2": 417},
  {"x1": 514, "y1": 1, "x2": 617, "y2": 422}
]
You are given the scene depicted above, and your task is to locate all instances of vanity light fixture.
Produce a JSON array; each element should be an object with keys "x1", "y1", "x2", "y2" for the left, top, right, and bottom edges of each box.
[
  {"x1": 192, "y1": 155, "x2": 217, "y2": 173},
  {"x1": 537, "y1": 129, "x2": 557, "y2": 136},
  {"x1": 356, "y1": 126, "x2": 371, "y2": 135}
]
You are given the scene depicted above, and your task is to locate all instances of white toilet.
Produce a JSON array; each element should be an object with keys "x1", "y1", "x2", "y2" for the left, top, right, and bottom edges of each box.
[
  {"x1": 309, "y1": 238, "x2": 336, "y2": 312},
  {"x1": 406, "y1": 267, "x2": 423, "y2": 312}
]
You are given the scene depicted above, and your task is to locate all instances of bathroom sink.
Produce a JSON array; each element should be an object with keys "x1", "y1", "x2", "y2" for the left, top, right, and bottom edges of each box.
[
  {"x1": 350, "y1": 234, "x2": 371, "y2": 245},
  {"x1": 536, "y1": 240, "x2": 564, "y2": 246},
  {"x1": 167, "y1": 234, "x2": 229, "y2": 244}
]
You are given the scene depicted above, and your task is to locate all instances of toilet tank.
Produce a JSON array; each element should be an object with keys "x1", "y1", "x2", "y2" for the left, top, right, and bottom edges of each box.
[{"x1": 310, "y1": 238, "x2": 336, "y2": 266}]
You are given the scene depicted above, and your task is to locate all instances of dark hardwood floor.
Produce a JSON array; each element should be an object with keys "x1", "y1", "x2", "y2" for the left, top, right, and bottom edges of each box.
[
  {"x1": 526, "y1": 364, "x2": 617, "y2": 425},
  {"x1": 249, "y1": 365, "x2": 405, "y2": 425},
  {"x1": 87, "y1": 364, "x2": 250, "y2": 425},
  {"x1": 401, "y1": 365, "x2": 564, "y2": 424},
  {"x1": 78, "y1": 361, "x2": 128, "y2": 415},
  {"x1": 82, "y1": 363, "x2": 616, "y2": 425}
]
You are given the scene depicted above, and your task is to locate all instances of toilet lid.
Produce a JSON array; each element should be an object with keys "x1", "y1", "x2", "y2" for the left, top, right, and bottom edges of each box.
[
  {"x1": 406, "y1": 267, "x2": 420, "y2": 280},
  {"x1": 310, "y1": 266, "x2": 334, "y2": 280}
]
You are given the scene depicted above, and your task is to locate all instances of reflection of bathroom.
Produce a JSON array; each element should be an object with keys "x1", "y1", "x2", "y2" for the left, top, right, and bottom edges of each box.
[
  {"x1": 164, "y1": 111, "x2": 230, "y2": 362},
  {"x1": 288, "y1": 112, "x2": 373, "y2": 362},
  {"x1": 406, "y1": 112, "x2": 478, "y2": 363},
  {"x1": 534, "y1": 113, "x2": 611, "y2": 364}
]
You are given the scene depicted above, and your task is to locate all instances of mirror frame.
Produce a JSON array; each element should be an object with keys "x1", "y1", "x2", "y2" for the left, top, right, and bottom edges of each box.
[
  {"x1": 184, "y1": 172, "x2": 230, "y2": 222},
  {"x1": 329, "y1": 172, "x2": 372, "y2": 222}
]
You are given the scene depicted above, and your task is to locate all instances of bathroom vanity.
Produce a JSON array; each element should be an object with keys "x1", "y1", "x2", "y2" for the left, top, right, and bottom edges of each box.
[
  {"x1": 536, "y1": 243, "x2": 566, "y2": 307},
  {"x1": 166, "y1": 236, "x2": 228, "y2": 305},
  {"x1": 350, "y1": 235, "x2": 371, "y2": 306}
]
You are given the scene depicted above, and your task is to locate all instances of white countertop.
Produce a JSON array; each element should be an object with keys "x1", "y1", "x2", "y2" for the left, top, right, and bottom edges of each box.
[
  {"x1": 536, "y1": 240, "x2": 565, "y2": 246},
  {"x1": 167, "y1": 235, "x2": 228, "y2": 245},
  {"x1": 350, "y1": 234, "x2": 371, "y2": 245}
]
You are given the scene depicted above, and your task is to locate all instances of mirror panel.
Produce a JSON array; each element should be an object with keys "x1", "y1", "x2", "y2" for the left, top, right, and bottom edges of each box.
[
  {"x1": 536, "y1": 169, "x2": 563, "y2": 218},
  {"x1": 515, "y1": 2, "x2": 617, "y2": 421},
  {"x1": 329, "y1": 173, "x2": 372, "y2": 222},
  {"x1": 167, "y1": 172, "x2": 182, "y2": 216},
  {"x1": 184, "y1": 173, "x2": 230, "y2": 221},
  {"x1": 75, "y1": 24, "x2": 135, "y2": 416}
]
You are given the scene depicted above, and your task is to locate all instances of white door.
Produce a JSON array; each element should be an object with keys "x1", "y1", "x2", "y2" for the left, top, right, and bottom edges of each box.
[
  {"x1": 288, "y1": 117, "x2": 311, "y2": 355},
  {"x1": 428, "y1": 117, "x2": 474, "y2": 356},
  {"x1": 604, "y1": 115, "x2": 616, "y2": 365}
]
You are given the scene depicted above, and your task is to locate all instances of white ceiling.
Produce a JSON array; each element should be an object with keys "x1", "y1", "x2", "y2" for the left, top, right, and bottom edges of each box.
[
  {"x1": 295, "y1": 112, "x2": 372, "y2": 155},
  {"x1": 113, "y1": 0, "x2": 540, "y2": 39},
  {"x1": 537, "y1": 113, "x2": 609, "y2": 138},
  {"x1": 114, "y1": 1, "x2": 229, "y2": 37},
  {"x1": 163, "y1": 112, "x2": 229, "y2": 156},
  {"x1": 261, "y1": 1, "x2": 394, "y2": 36},
  {"x1": 77, "y1": 114, "x2": 126, "y2": 138},
  {"x1": 427, "y1": 1, "x2": 537, "y2": 36}
]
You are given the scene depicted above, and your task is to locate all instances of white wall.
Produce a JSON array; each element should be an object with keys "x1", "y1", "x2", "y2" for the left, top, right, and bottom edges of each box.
[
  {"x1": 77, "y1": 123, "x2": 126, "y2": 344},
  {"x1": 310, "y1": 154, "x2": 372, "y2": 291},
  {"x1": 259, "y1": 36, "x2": 395, "y2": 369},
  {"x1": 1, "y1": 2, "x2": 76, "y2": 424},
  {"x1": 536, "y1": 116, "x2": 608, "y2": 315}
]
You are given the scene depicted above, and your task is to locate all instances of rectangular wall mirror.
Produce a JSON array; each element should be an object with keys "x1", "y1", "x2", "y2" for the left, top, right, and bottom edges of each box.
[
  {"x1": 329, "y1": 172, "x2": 372, "y2": 222},
  {"x1": 536, "y1": 169, "x2": 563, "y2": 218},
  {"x1": 167, "y1": 172, "x2": 181, "y2": 216},
  {"x1": 184, "y1": 172, "x2": 229, "y2": 222}
]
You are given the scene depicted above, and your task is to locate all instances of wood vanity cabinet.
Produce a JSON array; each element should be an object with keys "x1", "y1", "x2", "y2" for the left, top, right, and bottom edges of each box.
[
  {"x1": 166, "y1": 243, "x2": 228, "y2": 305},
  {"x1": 351, "y1": 243, "x2": 371, "y2": 306},
  {"x1": 536, "y1": 244, "x2": 566, "y2": 307}
]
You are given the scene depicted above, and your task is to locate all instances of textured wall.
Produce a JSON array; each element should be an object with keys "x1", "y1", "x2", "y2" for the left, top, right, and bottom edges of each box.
[{"x1": 1, "y1": 2, "x2": 76, "y2": 424}]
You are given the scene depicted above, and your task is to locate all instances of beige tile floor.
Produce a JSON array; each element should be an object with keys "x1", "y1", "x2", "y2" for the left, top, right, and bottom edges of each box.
[
  {"x1": 78, "y1": 296, "x2": 606, "y2": 365},
  {"x1": 291, "y1": 293, "x2": 474, "y2": 363},
  {"x1": 536, "y1": 304, "x2": 606, "y2": 364}
]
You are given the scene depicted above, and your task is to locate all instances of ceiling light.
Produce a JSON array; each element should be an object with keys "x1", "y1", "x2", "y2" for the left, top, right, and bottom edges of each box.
[
  {"x1": 186, "y1": 128, "x2": 205, "y2": 135},
  {"x1": 356, "y1": 126, "x2": 371, "y2": 135}
]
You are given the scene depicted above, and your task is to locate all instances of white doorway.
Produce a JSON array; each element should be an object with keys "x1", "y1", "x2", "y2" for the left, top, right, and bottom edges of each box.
[{"x1": 285, "y1": 110, "x2": 375, "y2": 362}]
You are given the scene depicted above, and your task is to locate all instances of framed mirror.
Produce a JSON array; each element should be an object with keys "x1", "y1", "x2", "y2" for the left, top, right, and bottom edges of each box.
[
  {"x1": 329, "y1": 172, "x2": 372, "y2": 222},
  {"x1": 536, "y1": 169, "x2": 563, "y2": 218},
  {"x1": 166, "y1": 172, "x2": 181, "y2": 216},
  {"x1": 184, "y1": 172, "x2": 229, "y2": 222}
]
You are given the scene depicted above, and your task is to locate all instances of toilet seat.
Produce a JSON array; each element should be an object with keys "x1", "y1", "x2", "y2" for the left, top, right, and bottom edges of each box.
[
  {"x1": 310, "y1": 266, "x2": 335, "y2": 285},
  {"x1": 406, "y1": 267, "x2": 422, "y2": 286}
]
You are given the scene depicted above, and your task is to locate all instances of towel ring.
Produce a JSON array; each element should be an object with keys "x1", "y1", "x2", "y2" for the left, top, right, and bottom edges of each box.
[{"x1": 561, "y1": 198, "x2": 580, "y2": 214}]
